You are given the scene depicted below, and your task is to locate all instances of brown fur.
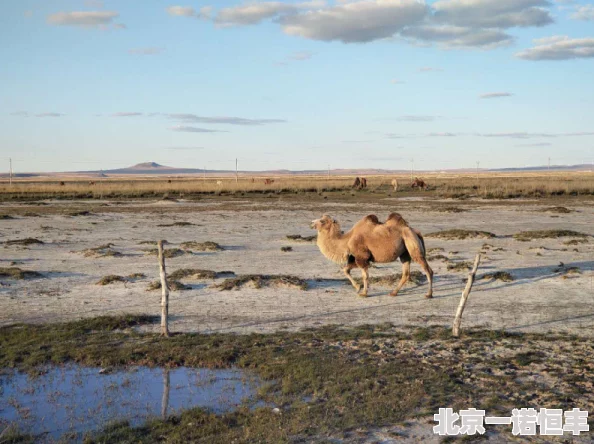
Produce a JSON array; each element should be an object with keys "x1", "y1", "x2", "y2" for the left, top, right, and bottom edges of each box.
[
  {"x1": 411, "y1": 177, "x2": 426, "y2": 190},
  {"x1": 311, "y1": 213, "x2": 433, "y2": 298},
  {"x1": 352, "y1": 177, "x2": 367, "y2": 190}
]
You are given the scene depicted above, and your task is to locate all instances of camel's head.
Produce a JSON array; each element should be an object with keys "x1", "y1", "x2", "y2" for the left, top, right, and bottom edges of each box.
[{"x1": 310, "y1": 215, "x2": 338, "y2": 232}]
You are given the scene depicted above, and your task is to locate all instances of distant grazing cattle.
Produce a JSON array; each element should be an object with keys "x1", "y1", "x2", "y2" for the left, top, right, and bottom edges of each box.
[
  {"x1": 264, "y1": 179, "x2": 275, "y2": 185},
  {"x1": 391, "y1": 178, "x2": 398, "y2": 191},
  {"x1": 59, "y1": 181, "x2": 65, "y2": 186},
  {"x1": 411, "y1": 177, "x2": 427, "y2": 190}
]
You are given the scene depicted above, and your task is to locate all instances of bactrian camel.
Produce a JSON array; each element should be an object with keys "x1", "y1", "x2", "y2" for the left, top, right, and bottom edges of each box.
[{"x1": 311, "y1": 213, "x2": 433, "y2": 298}]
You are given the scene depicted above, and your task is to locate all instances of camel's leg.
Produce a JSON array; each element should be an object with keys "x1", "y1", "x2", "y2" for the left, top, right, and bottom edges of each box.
[
  {"x1": 417, "y1": 258, "x2": 434, "y2": 298},
  {"x1": 342, "y1": 263, "x2": 361, "y2": 293},
  {"x1": 390, "y1": 260, "x2": 410, "y2": 296},
  {"x1": 359, "y1": 267, "x2": 369, "y2": 298}
]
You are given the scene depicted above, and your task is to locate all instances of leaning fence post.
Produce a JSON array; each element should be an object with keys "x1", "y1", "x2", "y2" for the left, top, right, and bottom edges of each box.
[
  {"x1": 452, "y1": 253, "x2": 481, "y2": 338},
  {"x1": 157, "y1": 240, "x2": 170, "y2": 337}
]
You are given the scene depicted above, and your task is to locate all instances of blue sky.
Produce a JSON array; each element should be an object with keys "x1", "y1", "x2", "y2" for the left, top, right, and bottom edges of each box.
[{"x1": 1, "y1": 0, "x2": 593, "y2": 172}]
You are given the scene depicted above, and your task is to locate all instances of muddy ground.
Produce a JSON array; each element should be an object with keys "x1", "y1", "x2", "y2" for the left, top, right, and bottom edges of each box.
[{"x1": 1, "y1": 195, "x2": 593, "y2": 336}]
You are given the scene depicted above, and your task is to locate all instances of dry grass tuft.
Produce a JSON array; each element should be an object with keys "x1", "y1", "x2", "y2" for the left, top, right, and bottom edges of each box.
[
  {"x1": 157, "y1": 221, "x2": 195, "y2": 227},
  {"x1": 169, "y1": 269, "x2": 235, "y2": 280},
  {"x1": 179, "y1": 241, "x2": 223, "y2": 251},
  {"x1": 127, "y1": 273, "x2": 146, "y2": 280},
  {"x1": 286, "y1": 234, "x2": 317, "y2": 243},
  {"x1": 215, "y1": 274, "x2": 308, "y2": 291},
  {"x1": 69, "y1": 210, "x2": 93, "y2": 217},
  {"x1": 480, "y1": 271, "x2": 514, "y2": 282},
  {"x1": 539, "y1": 206, "x2": 572, "y2": 214},
  {"x1": 427, "y1": 247, "x2": 444, "y2": 253},
  {"x1": 80, "y1": 244, "x2": 122, "y2": 258},
  {"x1": 428, "y1": 254, "x2": 449, "y2": 262},
  {"x1": 143, "y1": 248, "x2": 186, "y2": 258},
  {"x1": 447, "y1": 261, "x2": 473, "y2": 272},
  {"x1": 146, "y1": 280, "x2": 191, "y2": 291},
  {"x1": 427, "y1": 229, "x2": 496, "y2": 240},
  {"x1": 435, "y1": 207, "x2": 468, "y2": 213},
  {"x1": 97, "y1": 275, "x2": 127, "y2": 285},
  {"x1": 0, "y1": 267, "x2": 43, "y2": 280},
  {"x1": 4, "y1": 238, "x2": 44, "y2": 246},
  {"x1": 281, "y1": 246, "x2": 293, "y2": 252},
  {"x1": 563, "y1": 239, "x2": 588, "y2": 246},
  {"x1": 513, "y1": 230, "x2": 589, "y2": 242}
]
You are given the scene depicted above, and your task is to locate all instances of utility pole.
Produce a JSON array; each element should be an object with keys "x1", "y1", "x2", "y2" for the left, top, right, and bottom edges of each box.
[
  {"x1": 9, "y1": 158, "x2": 12, "y2": 186},
  {"x1": 235, "y1": 158, "x2": 238, "y2": 184}
]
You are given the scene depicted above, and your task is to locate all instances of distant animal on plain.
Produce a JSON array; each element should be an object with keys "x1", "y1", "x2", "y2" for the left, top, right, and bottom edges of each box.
[
  {"x1": 311, "y1": 213, "x2": 433, "y2": 298},
  {"x1": 251, "y1": 178, "x2": 255, "y2": 183},
  {"x1": 216, "y1": 180, "x2": 223, "y2": 186},
  {"x1": 264, "y1": 179, "x2": 274, "y2": 185},
  {"x1": 391, "y1": 178, "x2": 398, "y2": 191},
  {"x1": 88, "y1": 181, "x2": 95, "y2": 186},
  {"x1": 167, "y1": 179, "x2": 172, "y2": 184},
  {"x1": 352, "y1": 177, "x2": 367, "y2": 190},
  {"x1": 59, "y1": 181, "x2": 65, "y2": 186},
  {"x1": 411, "y1": 177, "x2": 427, "y2": 190}
]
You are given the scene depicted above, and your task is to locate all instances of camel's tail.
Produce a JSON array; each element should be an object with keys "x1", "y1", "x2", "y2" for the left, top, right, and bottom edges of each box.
[{"x1": 401, "y1": 227, "x2": 427, "y2": 263}]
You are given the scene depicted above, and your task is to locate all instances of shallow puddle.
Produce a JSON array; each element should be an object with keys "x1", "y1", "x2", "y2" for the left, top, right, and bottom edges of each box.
[{"x1": 0, "y1": 365, "x2": 261, "y2": 441}]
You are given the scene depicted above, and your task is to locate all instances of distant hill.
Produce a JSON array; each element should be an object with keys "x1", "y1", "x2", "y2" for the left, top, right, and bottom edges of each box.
[{"x1": 1, "y1": 161, "x2": 592, "y2": 178}]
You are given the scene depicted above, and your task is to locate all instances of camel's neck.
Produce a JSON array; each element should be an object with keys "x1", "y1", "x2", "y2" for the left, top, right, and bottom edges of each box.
[{"x1": 316, "y1": 225, "x2": 350, "y2": 264}]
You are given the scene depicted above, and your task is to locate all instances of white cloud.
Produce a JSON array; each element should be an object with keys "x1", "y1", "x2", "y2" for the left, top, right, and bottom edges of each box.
[
  {"x1": 167, "y1": 6, "x2": 211, "y2": 19},
  {"x1": 402, "y1": 24, "x2": 513, "y2": 49},
  {"x1": 419, "y1": 66, "x2": 443, "y2": 72},
  {"x1": 432, "y1": 0, "x2": 553, "y2": 28},
  {"x1": 111, "y1": 112, "x2": 143, "y2": 117},
  {"x1": 480, "y1": 92, "x2": 514, "y2": 99},
  {"x1": 47, "y1": 11, "x2": 119, "y2": 27},
  {"x1": 390, "y1": 79, "x2": 405, "y2": 84},
  {"x1": 35, "y1": 113, "x2": 65, "y2": 117},
  {"x1": 168, "y1": 114, "x2": 286, "y2": 125},
  {"x1": 516, "y1": 35, "x2": 594, "y2": 60},
  {"x1": 170, "y1": 125, "x2": 228, "y2": 133},
  {"x1": 128, "y1": 47, "x2": 165, "y2": 55},
  {"x1": 279, "y1": 0, "x2": 427, "y2": 43},
  {"x1": 571, "y1": 5, "x2": 594, "y2": 21},
  {"x1": 215, "y1": 1, "x2": 325, "y2": 26}
]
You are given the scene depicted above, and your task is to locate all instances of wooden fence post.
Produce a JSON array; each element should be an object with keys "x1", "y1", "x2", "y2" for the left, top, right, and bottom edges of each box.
[
  {"x1": 452, "y1": 253, "x2": 481, "y2": 338},
  {"x1": 157, "y1": 240, "x2": 170, "y2": 337}
]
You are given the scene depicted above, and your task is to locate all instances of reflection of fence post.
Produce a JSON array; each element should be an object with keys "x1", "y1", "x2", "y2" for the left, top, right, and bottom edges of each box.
[
  {"x1": 158, "y1": 240, "x2": 170, "y2": 337},
  {"x1": 161, "y1": 369, "x2": 170, "y2": 419},
  {"x1": 452, "y1": 253, "x2": 481, "y2": 338}
]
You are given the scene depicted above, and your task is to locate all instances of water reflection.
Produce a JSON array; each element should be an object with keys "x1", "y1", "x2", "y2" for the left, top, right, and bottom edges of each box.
[{"x1": 0, "y1": 365, "x2": 260, "y2": 441}]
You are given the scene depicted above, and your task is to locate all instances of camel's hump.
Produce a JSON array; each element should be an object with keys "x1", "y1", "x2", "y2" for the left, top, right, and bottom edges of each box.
[
  {"x1": 386, "y1": 212, "x2": 408, "y2": 226},
  {"x1": 363, "y1": 214, "x2": 380, "y2": 224}
]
